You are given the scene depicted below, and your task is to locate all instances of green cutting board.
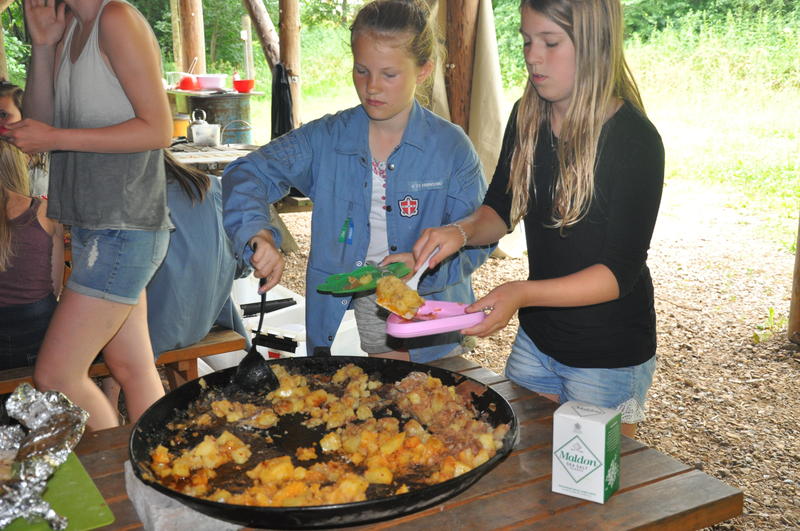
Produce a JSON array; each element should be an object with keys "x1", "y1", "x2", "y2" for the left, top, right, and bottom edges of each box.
[{"x1": 6, "y1": 452, "x2": 115, "y2": 531}]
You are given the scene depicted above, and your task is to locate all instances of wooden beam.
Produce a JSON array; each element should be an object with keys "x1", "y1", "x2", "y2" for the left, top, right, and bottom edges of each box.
[
  {"x1": 279, "y1": 0, "x2": 301, "y2": 128},
  {"x1": 445, "y1": 0, "x2": 479, "y2": 133},
  {"x1": 0, "y1": 0, "x2": 14, "y2": 13},
  {"x1": 789, "y1": 214, "x2": 800, "y2": 344},
  {"x1": 241, "y1": 0, "x2": 281, "y2": 70},
  {"x1": 179, "y1": 0, "x2": 206, "y2": 74}
]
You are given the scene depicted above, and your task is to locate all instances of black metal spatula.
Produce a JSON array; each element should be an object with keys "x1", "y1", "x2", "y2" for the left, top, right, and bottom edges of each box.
[{"x1": 232, "y1": 274, "x2": 280, "y2": 392}]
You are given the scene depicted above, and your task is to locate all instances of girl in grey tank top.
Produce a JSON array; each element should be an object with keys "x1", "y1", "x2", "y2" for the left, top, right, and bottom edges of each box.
[{"x1": 10, "y1": 0, "x2": 174, "y2": 431}]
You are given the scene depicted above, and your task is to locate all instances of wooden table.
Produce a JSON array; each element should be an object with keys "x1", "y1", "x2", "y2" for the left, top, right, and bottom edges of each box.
[
  {"x1": 169, "y1": 142, "x2": 258, "y2": 174},
  {"x1": 75, "y1": 356, "x2": 743, "y2": 530}
]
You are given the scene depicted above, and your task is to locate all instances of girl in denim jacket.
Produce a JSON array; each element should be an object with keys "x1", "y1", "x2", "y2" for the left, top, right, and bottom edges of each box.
[{"x1": 223, "y1": 0, "x2": 492, "y2": 362}]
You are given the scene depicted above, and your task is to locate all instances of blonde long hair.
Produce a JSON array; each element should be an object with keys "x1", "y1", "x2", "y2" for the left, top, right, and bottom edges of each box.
[
  {"x1": 508, "y1": 0, "x2": 643, "y2": 229},
  {"x1": 0, "y1": 141, "x2": 33, "y2": 271}
]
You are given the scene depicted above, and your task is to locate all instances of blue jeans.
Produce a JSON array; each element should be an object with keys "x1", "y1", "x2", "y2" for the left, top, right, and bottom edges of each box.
[
  {"x1": 505, "y1": 327, "x2": 656, "y2": 423},
  {"x1": 67, "y1": 227, "x2": 169, "y2": 305},
  {"x1": 0, "y1": 293, "x2": 57, "y2": 370}
]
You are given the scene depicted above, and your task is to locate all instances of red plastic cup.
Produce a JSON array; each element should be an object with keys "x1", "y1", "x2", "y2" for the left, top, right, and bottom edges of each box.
[{"x1": 233, "y1": 79, "x2": 255, "y2": 93}]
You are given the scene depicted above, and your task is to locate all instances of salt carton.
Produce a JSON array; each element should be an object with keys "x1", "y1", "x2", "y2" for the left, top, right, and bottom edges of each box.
[{"x1": 552, "y1": 401, "x2": 621, "y2": 503}]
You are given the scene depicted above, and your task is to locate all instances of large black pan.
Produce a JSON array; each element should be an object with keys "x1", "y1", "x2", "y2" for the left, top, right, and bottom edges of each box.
[{"x1": 129, "y1": 356, "x2": 518, "y2": 529}]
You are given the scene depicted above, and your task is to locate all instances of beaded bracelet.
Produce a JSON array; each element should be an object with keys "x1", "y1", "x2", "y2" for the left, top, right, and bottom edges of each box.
[{"x1": 447, "y1": 222, "x2": 468, "y2": 248}]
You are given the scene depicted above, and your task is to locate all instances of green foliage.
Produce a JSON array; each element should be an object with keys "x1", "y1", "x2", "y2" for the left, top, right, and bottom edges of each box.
[
  {"x1": 752, "y1": 307, "x2": 788, "y2": 344},
  {"x1": 492, "y1": 0, "x2": 526, "y2": 87},
  {"x1": 626, "y1": 9, "x2": 800, "y2": 98},
  {"x1": 2, "y1": 1, "x2": 30, "y2": 83},
  {"x1": 2, "y1": 34, "x2": 29, "y2": 85},
  {"x1": 624, "y1": 0, "x2": 799, "y2": 37},
  {"x1": 301, "y1": 0, "x2": 364, "y2": 28},
  {"x1": 298, "y1": 26, "x2": 353, "y2": 97}
]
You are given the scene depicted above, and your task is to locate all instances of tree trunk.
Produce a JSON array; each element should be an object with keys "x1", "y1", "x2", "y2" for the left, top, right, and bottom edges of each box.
[
  {"x1": 789, "y1": 214, "x2": 800, "y2": 344},
  {"x1": 445, "y1": 0, "x2": 479, "y2": 133},
  {"x1": 241, "y1": 15, "x2": 255, "y2": 80},
  {"x1": 210, "y1": 25, "x2": 218, "y2": 64},
  {"x1": 241, "y1": 0, "x2": 280, "y2": 70},
  {"x1": 170, "y1": 0, "x2": 183, "y2": 70},
  {"x1": 179, "y1": 0, "x2": 206, "y2": 74},
  {"x1": 279, "y1": 0, "x2": 301, "y2": 128}
]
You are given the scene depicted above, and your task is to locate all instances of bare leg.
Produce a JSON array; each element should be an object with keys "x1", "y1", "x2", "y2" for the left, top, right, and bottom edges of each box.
[
  {"x1": 34, "y1": 288, "x2": 132, "y2": 430},
  {"x1": 100, "y1": 293, "x2": 164, "y2": 423},
  {"x1": 369, "y1": 351, "x2": 410, "y2": 361},
  {"x1": 538, "y1": 392, "x2": 560, "y2": 402},
  {"x1": 101, "y1": 377, "x2": 122, "y2": 416}
]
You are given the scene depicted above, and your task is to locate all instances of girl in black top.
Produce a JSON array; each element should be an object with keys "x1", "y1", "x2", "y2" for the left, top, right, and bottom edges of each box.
[{"x1": 413, "y1": 0, "x2": 664, "y2": 436}]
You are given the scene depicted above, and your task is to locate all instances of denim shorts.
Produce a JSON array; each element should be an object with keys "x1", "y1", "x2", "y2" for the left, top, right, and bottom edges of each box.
[
  {"x1": 67, "y1": 227, "x2": 169, "y2": 305},
  {"x1": 505, "y1": 328, "x2": 656, "y2": 423}
]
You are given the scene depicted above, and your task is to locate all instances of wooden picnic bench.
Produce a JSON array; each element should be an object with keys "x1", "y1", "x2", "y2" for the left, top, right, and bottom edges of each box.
[
  {"x1": 73, "y1": 355, "x2": 743, "y2": 530},
  {"x1": 0, "y1": 327, "x2": 246, "y2": 395}
]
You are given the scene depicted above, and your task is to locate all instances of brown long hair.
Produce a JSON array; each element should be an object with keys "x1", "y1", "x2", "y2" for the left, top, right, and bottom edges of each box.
[
  {"x1": 163, "y1": 150, "x2": 210, "y2": 203},
  {"x1": 350, "y1": 0, "x2": 440, "y2": 107},
  {"x1": 0, "y1": 141, "x2": 33, "y2": 271},
  {"x1": 508, "y1": 0, "x2": 643, "y2": 230}
]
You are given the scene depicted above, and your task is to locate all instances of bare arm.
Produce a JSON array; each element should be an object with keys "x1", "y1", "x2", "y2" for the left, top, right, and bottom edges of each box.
[
  {"x1": 462, "y1": 264, "x2": 620, "y2": 338},
  {"x1": 11, "y1": 2, "x2": 171, "y2": 153},
  {"x1": 412, "y1": 205, "x2": 508, "y2": 270},
  {"x1": 22, "y1": 0, "x2": 68, "y2": 123},
  {"x1": 37, "y1": 199, "x2": 64, "y2": 297}
]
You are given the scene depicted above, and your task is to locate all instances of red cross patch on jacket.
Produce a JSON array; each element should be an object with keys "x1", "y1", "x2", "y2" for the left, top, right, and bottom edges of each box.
[{"x1": 399, "y1": 195, "x2": 419, "y2": 218}]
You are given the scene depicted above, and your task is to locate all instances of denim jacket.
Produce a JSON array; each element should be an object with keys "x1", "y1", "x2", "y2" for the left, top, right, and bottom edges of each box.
[{"x1": 223, "y1": 102, "x2": 493, "y2": 362}]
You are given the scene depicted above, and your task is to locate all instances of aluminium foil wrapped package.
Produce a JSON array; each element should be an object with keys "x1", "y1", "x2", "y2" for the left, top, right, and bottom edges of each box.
[{"x1": 0, "y1": 383, "x2": 89, "y2": 530}]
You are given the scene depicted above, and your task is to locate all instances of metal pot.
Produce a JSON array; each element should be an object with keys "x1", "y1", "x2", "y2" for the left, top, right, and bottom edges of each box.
[{"x1": 129, "y1": 356, "x2": 518, "y2": 529}]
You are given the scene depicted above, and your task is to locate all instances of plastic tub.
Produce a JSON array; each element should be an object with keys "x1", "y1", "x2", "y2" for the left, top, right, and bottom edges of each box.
[
  {"x1": 233, "y1": 79, "x2": 255, "y2": 93},
  {"x1": 196, "y1": 74, "x2": 228, "y2": 90}
]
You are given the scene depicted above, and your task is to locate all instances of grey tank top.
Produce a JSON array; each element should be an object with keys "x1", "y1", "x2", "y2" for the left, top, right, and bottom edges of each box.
[{"x1": 49, "y1": 0, "x2": 170, "y2": 231}]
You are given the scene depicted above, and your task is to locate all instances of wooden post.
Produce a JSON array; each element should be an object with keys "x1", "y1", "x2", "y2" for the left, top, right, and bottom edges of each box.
[
  {"x1": 179, "y1": 0, "x2": 206, "y2": 74},
  {"x1": 789, "y1": 215, "x2": 800, "y2": 344},
  {"x1": 170, "y1": 0, "x2": 183, "y2": 71},
  {"x1": 279, "y1": 0, "x2": 301, "y2": 128},
  {"x1": 241, "y1": 0, "x2": 281, "y2": 70},
  {"x1": 445, "y1": 0, "x2": 479, "y2": 133}
]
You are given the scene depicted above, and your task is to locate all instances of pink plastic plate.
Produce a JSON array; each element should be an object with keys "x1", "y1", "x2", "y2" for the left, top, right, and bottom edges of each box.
[{"x1": 386, "y1": 300, "x2": 485, "y2": 338}]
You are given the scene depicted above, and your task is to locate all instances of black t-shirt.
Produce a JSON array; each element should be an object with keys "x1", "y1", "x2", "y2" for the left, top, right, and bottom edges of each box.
[{"x1": 484, "y1": 100, "x2": 664, "y2": 368}]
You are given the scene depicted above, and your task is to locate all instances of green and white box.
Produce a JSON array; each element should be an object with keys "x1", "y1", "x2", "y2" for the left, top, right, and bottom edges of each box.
[{"x1": 552, "y1": 401, "x2": 621, "y2": 503}]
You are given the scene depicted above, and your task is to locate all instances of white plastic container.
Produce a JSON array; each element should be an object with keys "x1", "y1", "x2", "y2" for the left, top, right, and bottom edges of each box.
[
  {"x1": 552, "y1": 401, "x2": 621, "y2": 503},
  {"x1": 232, "y1": 276, "x2": 367, "y2": 359},
  {"x1": 190, "y1": 123, "x2": 220, "y2": 146},
  {"x1": 195, "y1": 73, "x2": 228, "y2": 90}
]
